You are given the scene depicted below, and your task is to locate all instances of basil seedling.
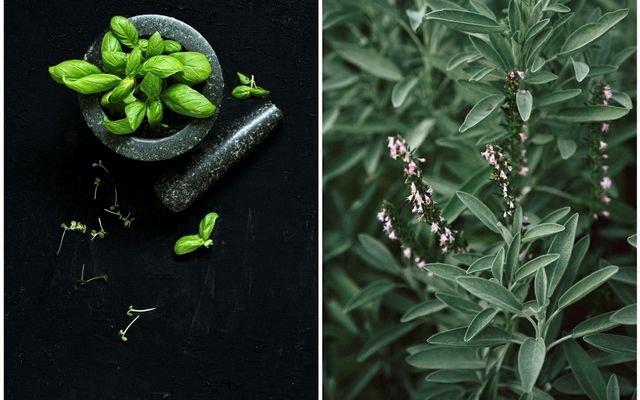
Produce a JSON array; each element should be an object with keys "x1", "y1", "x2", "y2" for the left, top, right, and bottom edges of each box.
[
  {"x1": 57, "y1": 220, "x2": 87, "y2": 255},
  {"x1": 232, "y1": 72, "x2": 270, "y2": 100},
  {"x1": 78, "y1": 264, "x2": 108, "y2": 286},
  {"x1": 174, "y1": 212, "x2": 219, "y2": 255}
]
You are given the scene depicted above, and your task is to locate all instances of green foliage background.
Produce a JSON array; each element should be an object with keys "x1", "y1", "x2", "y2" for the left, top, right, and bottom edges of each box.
[{"x1": 323, "y1": 0, "x2": 637, "y2": 399}]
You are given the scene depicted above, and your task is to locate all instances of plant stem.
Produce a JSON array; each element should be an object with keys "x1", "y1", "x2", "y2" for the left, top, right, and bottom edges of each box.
[
  {"x1": 546, "y1": 334, "x2": 572, "y2": 352},
  {"x1": 56, "y1": 229, "x2": 67, "y2": 255}
]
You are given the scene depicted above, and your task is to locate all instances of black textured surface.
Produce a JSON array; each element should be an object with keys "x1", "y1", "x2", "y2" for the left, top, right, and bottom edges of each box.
[{"x1": 5, "y1": 1, "x2": 318, "y2": 399}]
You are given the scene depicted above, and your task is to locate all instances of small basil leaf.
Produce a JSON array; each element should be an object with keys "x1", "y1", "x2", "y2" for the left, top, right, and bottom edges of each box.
[
  {"x1": 161, "y1": 84, "x2": 216, "y2": 118},
  {"x1": 163, "y1": 39, "x2": 182, "y2": 54},
  {"x1": 125, "y1": 100, "x2": 146, "y2": 131},
  {"x1": 103, "y1": 116, "x2": 134, "y2": 134},
  {"x1": 169, "y1": 52, "x2": 212, "y2": 85},
  {"x1": 147, "y1": 99, "x2": 163, "y2": 127},
  {"x1": 141, "y1": 55, "x2": 184, "y2": 78},
  {"x1": 101, "y1": 31, "x2": 122, "y2": 53},
  {"x1": 62, "y1": 74, "x2": 122, "y2": 94},
  {"x1": 147, "y1": 32, "x2": 164, "y2": 58},
  {"x1": 251, "y1": 86, "x2": 270, "y2": 97},
  {"x1": 109, "y1": 76, "x2": 135, "y2": 103},
  {"x1": 237, "y1": 72, "x2": 251, "y2": 84},
  {"x1": 110, "y1": 16, "x2": 139, "y2": 48},
  {"x1": 232, "y1": 85, "x2": 252, "y2": 100},
  {"x1": 198, "y1": 212, "x2": 219, "y2": 240},
  {"x1": 126, "y1": 47, "x2": 142, "y2": 77},
  {"x1": 48, "y1": 60, "x2": 101, "y2": 84},
  {"x1": 101, "y1": 51, "x2": 127, "y2": 75},
  {"x1": 137, "y1": 38, "x2": 148, "y2": 52},
  {"x1": 173, "y1": 234, "x2": 205, "y2": 255},
  {"x1": 140, "y1": 72, "x2": 162, "y2": 99}
]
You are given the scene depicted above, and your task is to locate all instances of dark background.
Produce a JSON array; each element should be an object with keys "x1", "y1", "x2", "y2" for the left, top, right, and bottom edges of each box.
[{"x1": 5, "y1": 1, "x2": 317, "y2": 399}]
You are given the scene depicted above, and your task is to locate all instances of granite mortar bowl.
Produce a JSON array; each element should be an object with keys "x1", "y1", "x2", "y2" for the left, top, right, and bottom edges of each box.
[{"x1": 78, "y1": 15, "x2": 224, "y2": 161}]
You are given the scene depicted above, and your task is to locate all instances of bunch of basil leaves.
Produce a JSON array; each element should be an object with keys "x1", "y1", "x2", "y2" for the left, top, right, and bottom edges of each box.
[{"x1": 48, "y1": 16, "x2": 216, "y2": 134}]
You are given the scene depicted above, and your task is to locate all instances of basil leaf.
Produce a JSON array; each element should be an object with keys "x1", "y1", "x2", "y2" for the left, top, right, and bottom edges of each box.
[
  {"x1": 48, "y1": 60, "x2": 101, "y2": 84},
  {"x1": 101, "y1": 31, "x2": 122, "y2": 53},
  {"x1": 126, "y1": 47, "x2": 142, "y2": 77},
  {"x1": 237, "y1": 72, "x2": 251, "y2": 84},
  {"x1": 109, "y1": 76, "x2": 135, "y2": 103},
  {"x1": 173, "y1": 234, "x2": 205, "y2": 255},
  {"x1": 251, "y1": 86, "x2": 270, "y2": 97},
  {"x1": 110, "y1": 16, "x2": 139, "y2": 48},
  {"x1": 147, "y1": 99, "x2": 163, "y2": 127},
  {"x1": 147, "y1": 32, "x2": 164, "y2": 58},
  {"x1": 169, "y1": 52, "x2": 212, "y2": 85},
  {"x1": 198, "y1": 212, "x2": 219, "y2": 240},
  {"x1": 161, "y1": 84, "x2": 216, "y2": 118},
  {"x1": 137, "y1": 38, "x2": 148, "y2": 53},
  {"x1": 232, "y1": 85, "x2": 252, "y2": 100},
  {"x1": 141, "y1": 55, "x2": 184, "y2": 78},
  {"x1": 103, "y1": 117, "x2": 134, "y2": 135},
  {"x1": 163, "y1": 39, "x2": 182, "y2": 54},
  {"x1": 140, "y1": 72, "x2": 162, "y2": 99},
  {"x1": 62, "y1": 74, "x2": 121, "y2": 94},
  {"x1": 101, "y1": 51, "x2": 127, "y2": 75},
  {"x1": 125, "y1": 100, "x2": 146, "y2": 131}
]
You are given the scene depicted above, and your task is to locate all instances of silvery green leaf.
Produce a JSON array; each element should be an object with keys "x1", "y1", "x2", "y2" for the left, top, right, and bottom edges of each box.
[
  {"x1": 491, "y1": 247, "x2": 505, "y2": 283},
  {"x1": 356, "y1": 234, "x2": 400, "y2": 274},
  {"x1": 537, "y1": 89, "x2": 582, "y2": 107},
  {"x1": 110, "y1": 15, "x2": 139, "y2": 48},
  {"x1": 559, "y1": 9, "x2": 629, "y2": 55},
  {"x1": 332, "y1": 42, "x2": 402, "y2": 81},
  {"x1": 545, "y1": 3, "x2": 570, "y2": 13},
  {"x1": 428, "y1": 326, "x2": 511, "y2": 347},
  {"x1": 357, "y1": 323, "x2": 417, "y2": 361},
  {"x1": 140, "y1": 72, "x2": 162, "y2": 99},
  {"x1": 611, "y1": 46, "x2": 636, "y2": 66},
  {"x1": 146, "y1": 31, "x2": 164, "y2": 58},
  {"x1": 610, "y1": 304, "x2": 636, "y2": 325},
  {"x1": 456, "y1": 80, "x2": 503, "y2": 96},
  {"x1": 142, "y1": 55, "x2": 184, "y2": 78},
  {"x1": 530, "y1": 133, "x2": 553, "y2": 145},
  {"x1": 523, "y1": 223, "x2": 565, "y2": 243},
  {"x1": 558, "y1": 266, "x2": 619, "y2": 310},
  {"x1": 424, "y1": 263, "x2": 468, "y2": 281},
  {"x1": 557, "y1": 138, "x2": 577, "y2": 159},
  {"x1": 508, "y1": 0, "x2": 520, "y2": 33},
  {"x1": 470, "y1": 36, "x2": 507, "y2": 72},
  {"x1": 400, "y1": 300, "x2": 446, "y2": 323},
  {"x1": 607, "y1": 375, "x2": 620, "y2": 400},
  {"x1": 442, "y1": 166, "x2": 491, "y2": 223},
  {"x1": 516, "y1": 90, "x2": 533, "y2": 121},
  {"x1": 546, "y1": 213, "x2": 578, "y2": 296},
  {"x1": 456, "y1": 276, "x2": 522, "y2": 314},
  {"x1": 406, "y1": 4, "x2": 426, "y2": 31},
  {"x1": 425, "y1": 9, "x2": 503, "y2": 33},
  {"x1": 436, "y1": 292, "x2": 483, "y2": 314},
  {"x1": 465, "y1": 308, "x2": 499, "y2": 341},
  {"x1": 62, "y1": 74, "x2": 121, "y2": 94},
  {"x1": 48, "y1": 60, "x2": 101, "y2": 84},
  {"x1": 524, "y1": 28, "x2": 552, "y2": 68},
  {"x1": 490, "y1": 34, "x2": 515, "y2": 69},
  {"x1": 163, "y1": 39, "x2": 182, "y2": 53},
  {"x1": 456, "y1": 191, "x2": 500, "y2": 233},
  {"x1": 524, "y1": 71, "x2": 558, "y2": 84},
  {"x1": 426, "y1": 370, "x2": 480, "y2": 383},
  {"x1": 468, "y1": 254, "x2": 494, "y2": 273},
  {"x1": 406, "y1": 346, "x2": 485, "y2": 369},
  {"x1": 468, "y1": 66, "x2": 496, "y2": 82},
  {"x1": 446, "y1": 52, "x2": 481, "y2": 71},
  {"x1": 505, "y1": 233, "x2": 520, "y2": 283},
  {"x1": 161, "y1": 84, "x2": 216, "y2": 118},
  {"x1": 539, "y1": 206, "x2": 571, "y2": 224},
  {"x1": 343, "y1": 280, "x2": 395, "y2": 312},
  {"x1": 563, "y1": 340, "x2": 607, "y2": 400},
  {"x1": 583, "y1": 334, "x2": 636, "y2": 355},
  {"x1": 586, "y1": 64, "x2": 618, "y2": 78},
  {"x1": 572, "y1": 311, "x2": 620, "y2": 338},
  {"x1": 611, "y1": 91, "x2": 633, "y2": 109},
  {"x1": 531, "y1": 57, "x2": 545, "y2": 72},
  {"x1": 556, "y1": 105, "x2": 630, "y2": 122},
  {"x1": 391, "y1": 77, "x2": 418, "y2": 108},
  {"x1": 169, "y1": 52, "x2": 213, "y2": 85},
  {"x1": 534, "y1": 268, "x2": 547, "y2": 309},
  {"x1": 571, "y1": 57, "x2": 590, "y2": 82},
  {"x1": 628, "y1": 234, "x2": 637, "y2": 248},
  {"x1": 516, "y1": 254, "x2": 560, "y2": 281},
  {"x1": 198, "y1": 212, "x2": 219, "y2": 240},
  {"x1": 518, "y1": 338, "x2": 545, "y2": 393},
  {"x1": 524, "y1": 18, "x2": 550, "y2": 43},
  {"x1": 469, "y1": 0, "x2": 496, "y2": 20}
]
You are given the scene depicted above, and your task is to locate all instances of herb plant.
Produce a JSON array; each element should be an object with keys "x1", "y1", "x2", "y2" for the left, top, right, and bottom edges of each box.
[
  {"x1": 232, "y1": 72, "x2": 270, "y2": 100},
  {"x1": 49, "y1": 16, "x2": 216, "y2": 134},
  {"x1": 323, "y1": 0, "x2": 636, "y2": 399},
  {"x1": 174, "y1": 212, "x2": 219, "y2": 255}
]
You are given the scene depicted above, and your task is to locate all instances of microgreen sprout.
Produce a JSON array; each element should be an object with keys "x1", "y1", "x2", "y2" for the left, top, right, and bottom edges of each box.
[
  {"x1": 232, "y1": 72, "x2": 269, "y2": 100},
  {"x1": 92, "y1": 159, "x2": 109, "y2": 174},
  {"x1": 173, "y1": 212, "x2": 219, "y2": 255},
  {"x1": 118, "y1": 315, "x2": 139, "y2": 342},
  {"x1": 78, "y1": 263, "x2": 108, "y2": 285},
  {"x1": 103, "y1": 188, "x2": 135, "y2": 227},
  {"x1": 126, "y1": 305, "x2": 157, "y2": 317},
  {"x1": 56, "y1": 220, "x2": 87, "y2": 255},
  {"x1": 93, "y1": 177, "x2": 101, "y2": 200},
  {"x1": 90, "y1": 217, "x2": 108, "y2": 240}
]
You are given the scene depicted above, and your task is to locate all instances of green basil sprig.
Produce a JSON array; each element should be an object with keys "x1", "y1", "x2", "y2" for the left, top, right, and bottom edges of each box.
[
  {"x1": 161, "y1": 84, "x2": 216, "y2": 118},
  {"x1": 169, "y1": 52, "x2": 212, "y2": 85},
  {"x1": 146, "y1": 32, "x2": 164, "y2": 58},
  {"x1": 62, "y1": 74, "x2": 122, "y2": 94},
  {"x1": 49, "y1": 60, "x2": 101, "y2": 84},
  {"x1": 232, "y1": 72, "x2": 270, "y2": 100},
  {"x1": 141, "y1": 55, "x2": 184, "y2": 78},
  {"x1": 163, "y1": 40, "x2": 182, "y2": 54},
  {"x1": 174, "y1": 212, "x2": 219, "y2": 255},
  {"x1": 102, "y1": 51, "x2": 127, "y2": 75},
  {"x1": 110, "y1": 16, "x2": 139, "y2": 48},
  {"x1": 103, "y1": 100, "x2": 146, "y2": 134},
  {"x1": 125, "y1": 47, "x2": 142, "y2": 77}
]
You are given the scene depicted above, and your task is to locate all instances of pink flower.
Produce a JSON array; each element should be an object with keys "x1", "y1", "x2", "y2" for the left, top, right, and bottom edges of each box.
[
  {"x1": 600, "y1": 176, "x2": 612, "y2": 190},
  {"x1": 499, "y1": 170, "x2": 507, "y2": 180},
  {"x1": 602, "y1": 165, "x2": 609, "y2": 172},
  {"x1": 601, "y1": 123, "x2": 610, "y2": 133},
  {"x1": 430, "y1": 222, "x2": 439, "y2": 233},
  {"x1": 602, "y1": 195, "x2": 611, "y2": 204},
  {"x1": 388, "y1": 231, "x2": 397, "y2": 240},
  {"x1": 601, "y1": 210, "x2": 610, "y2": 217},
  {"x1": 377, "y1": 209, "x2": 386, "y2": 221},
  {"x1": 599, "y1": 141, "x2": 608, "y2": 150},
  {"x1": 602, "y1": 153, "x2": 608, "y2": 159},
  {"x1": 519, "y1": 133, "x2": 527, "y2": 142},
  {"x1": 403, "y1": 247, "x2": 412, "y2": 259},
  {"x1": 519, "y1": 166, "x2": 529, "y2": 176},
  {"x1": 406, "y1": 161, "x2": 418, "y2": 176},
  {"x1": 517, "y1": 71, "x2": 526, "y2": 80},
  {"x1": 508, "y1": 71, "x2": 516, "y2": 80},
  {"x1": 603, "y1": 85, "x2": 612, "y2": 101},
  {"x1": 415, "y1": 257, "x2": 427, "y2": 269}
]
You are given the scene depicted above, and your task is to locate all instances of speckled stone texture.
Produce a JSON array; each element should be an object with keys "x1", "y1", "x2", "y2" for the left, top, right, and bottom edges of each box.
[
  {"x1": 78, "y1": 14, "x2": 223, "y2": 161},
  {"x1": 155, "y1": 101, "x2": 283, "y2": 212}
]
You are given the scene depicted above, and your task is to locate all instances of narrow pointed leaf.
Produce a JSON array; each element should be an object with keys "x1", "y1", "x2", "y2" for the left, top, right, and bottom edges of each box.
[
  {"x1": 333, "y1": 43, "x2": 402, "y2": 81},
  {"x1": 401, "y1": 300, "x2": 446, "y2": 323},
  {"x1": 357, "y1": 234, "x2": 400, "y2": 274},
  {"x1": 571, "y1": 57, "x2": 590, "y2": 82},
  {"x1": 546, "y1": 213, "x2": 578, "y2": 296},
  {"x1": 518, "y1": 337, "x2": 546, "y2": 393},
  {"x1": 535, "y1": 268, "x2": 548, "y2": 309},
  {"x1": 572, "y1": 311, "x2": 620, "y2": 338},
  {"x1": 559, "y1": 9, "x2": 629, "y2": 55},
  {"x1": 343, "y1": 280, "x2": 395, "y2": 312},
  {"x1": 425, "y1": 9, "x2": 504, "y2": 33},
  {"x1": 523, "y1": 223, "x2": 565, "y2": 243},
  {"x1": 627, "y1": 234, "x2": 637, "y2": 248},
  {"x1": 584, "y1": 334, "x2": 636, "y2": 355},
  {"x1": 457, "y1": 276, "x2": 522, "y2": 314},
  {"x1": 537, "y1": 89, "x2": 582, "y2": 107},
  {"x1": 436, "y1": 293, "x2": 483, "y2": 314},
  {"x1": 357, "y1": 323, "x2": 417, "y2": 361},
  {"x1": 407, "y1": 346, "x2": 485, "y2": 369},
  {"x1": 428, "y1": 326, "x2": 511, "y2": 347},
  {"x1": 556, "y1": 105, "x2": 630, "y2": 122},
  {"x1": 465, "y1": 308, "x2": 499, "y2": 341},
  {"x1": 610, "y1": 304, "x2": 636, "y2": 325},
  {"x1": 426, "y1": 370, "x2": 480, "y2": 383},
  {"x1": 470, "y1": 36, "x2": 508, "y2": 71},
  {"x1": 607, "y1": 375, "x2": 620, "y2": 400},
  {"x1": 392, "y1": 77, "x2": 418, "y2": 108},
  {"x1": 558, "y1": 266, "x2": 619, "y2": 310},
  {"x1": 563, "y1": 339, "x2": 607, "y2": 400},
  {"x1": 491, "y1": 247, "x2": 505, "y2": 283},
  {"x1": 505, "y1": 233, "x2": 520, "y2": 283},
  {"x1": 459, "y1": 95, "x2": 505, "y2": 133},
  {"x1": 516, "y1": 254, "x2": 560, "y2": 281},
  {"x1": 468, "y1": 254, "x2": 494, "y2": 273},
  {"x1": 456, "y1": 191, "x2": 500, "y2": 233},
  {"x1": 516, "y1": 90, "x2": 533, "y2": 121},
  {"x1": 425, "y1": 263, "x2": 468, "y2": 281},
  {"x1": 447, "y1": 52, "x2": 482, "y2": 70}
]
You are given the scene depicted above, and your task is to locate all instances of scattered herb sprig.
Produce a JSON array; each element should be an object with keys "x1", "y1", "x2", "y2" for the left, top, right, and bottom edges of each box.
[
  {"x1": 57, "y1": 220, "x2": 87, "y2": 255},
  {"x1": 118, "y1": 305, "x2": 157, "y2": 342},
  {"x1": 232, "y1": 72, "x2": 270, "y2": 100},
  {"x1": 78, "y1": 263, "x2": 108, "y2": 285},
  {"x1": 174, "y1": 212, "x2": 219, "y2": 255}
]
